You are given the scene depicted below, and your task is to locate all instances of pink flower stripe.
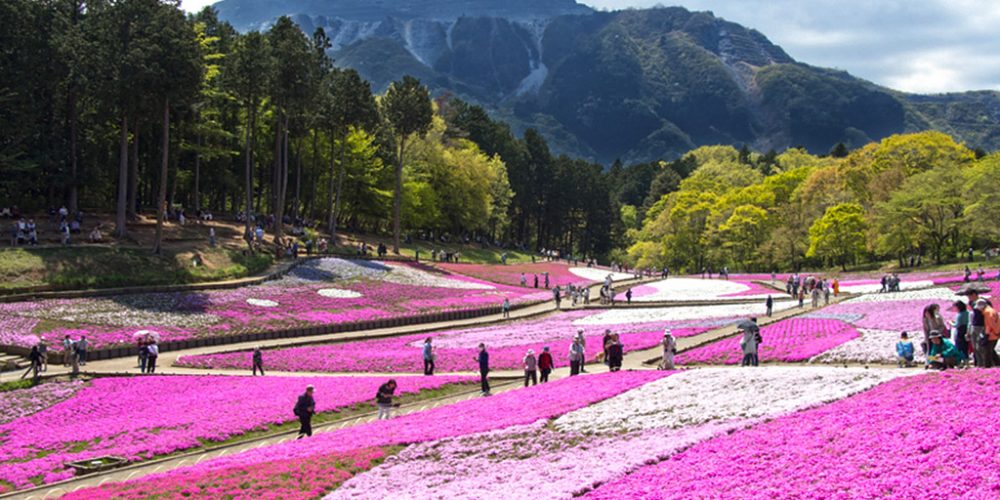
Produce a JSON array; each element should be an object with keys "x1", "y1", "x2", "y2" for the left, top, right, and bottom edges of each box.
[
  {"x1": 0, "y1": 375, "x2": 471, "y2": 492},
  {"x1": 66, "y1": 371, "x2": 670, "y2": 499},
  {"x1": 584, "y1": 371, "x2": 1000, "y2": 499},
  {"x1": 434, "y1": 262, "x2": 601, "y2": 288},
  {"x1": 0, "y1": 381, "x2": 83, "y2": 426},
  {"x1": 676, "y1": 318, "x2": 860, "y2": 365},
  {"x1": 177, "y1": 312, "x2": 713, "y2": 373},
  {"x1": 819, "y1": 299, "x2": 955, "y2": 332},
  {"x1": 718, "y1": 280, "x2": 785, "y2": 297}
]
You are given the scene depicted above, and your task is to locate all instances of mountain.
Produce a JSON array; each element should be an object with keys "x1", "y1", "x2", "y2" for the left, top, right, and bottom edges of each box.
[{"x1": 212, "y1": 0, "x2": 1000, "y2": 163}]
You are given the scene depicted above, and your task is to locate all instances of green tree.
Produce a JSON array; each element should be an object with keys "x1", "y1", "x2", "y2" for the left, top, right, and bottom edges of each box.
[
  {"x1": 807, "y1": 203, "x2": 868, "y2": 270},
  {"x1": 381, "y1": 75, "x2": 432, "y2": 253},
  {"x1": 324, "y1": 68, "x2": 377, "y2": 238},
  {"x1": 875, "y1": 164, "x2": 967, "y2": 264}
]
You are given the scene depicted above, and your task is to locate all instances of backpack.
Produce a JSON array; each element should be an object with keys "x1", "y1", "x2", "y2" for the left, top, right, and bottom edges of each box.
[{"x1": 755, "y1": 332, "x2": 763, "y2": 344}]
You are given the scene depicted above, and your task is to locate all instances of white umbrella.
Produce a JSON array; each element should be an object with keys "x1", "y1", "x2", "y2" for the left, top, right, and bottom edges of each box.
[{"x1": 133, "y1": 330, "x2": 160, "y2": 342}]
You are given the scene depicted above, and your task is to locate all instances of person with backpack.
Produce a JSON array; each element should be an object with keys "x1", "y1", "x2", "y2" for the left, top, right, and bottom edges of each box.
[
  {"x1": 376, "y1": 379, "x2": 397, "y2": 419},
  {"x1": 252, "y1": 347, "x2": 265, "y2": 376},
  {"x1": 476, "y1": 344, "x2": 491, "y2": 396},
  {"x1": 538, "y1": 346, "x2": 553, "y2": 383},
  {"x1": 294, "y1": 385, "x2": 316, "y2": 438},
  {"x1": 523, "y1": 349, "x2": 538, "y2": 387}
]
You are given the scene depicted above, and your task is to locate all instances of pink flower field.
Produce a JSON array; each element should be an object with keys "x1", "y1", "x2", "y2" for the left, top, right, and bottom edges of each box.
[
  {"x1": 584, "y1": 370, "x2": 1000, "y2": 499},
  {"x1": 0, "y1": 375, "x2": 472, "y2": 493},
  {"x1": 0, "y1": 259, "x2": 554, "y2": 351},
  {"x1": 64, "y1": 371, "x2": 669, "y2": 500},
  {"x1": 176, "y1": 311, "x2": 715, "y2": 373},
  {"x1": 434, "y1": 261, "x2": 609, "y2": 288},
  {"x1": 676, "y1": 318, "x2": 861, "y2": 365}
]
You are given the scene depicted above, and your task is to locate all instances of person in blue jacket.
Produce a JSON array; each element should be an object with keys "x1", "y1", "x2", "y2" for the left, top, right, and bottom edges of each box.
[
  {"x1": 476, "y1": 343, "x2": 490, "y2": 396},
  {"x1": 895, "y1": 332, "x2": 915, "y2": 367}
]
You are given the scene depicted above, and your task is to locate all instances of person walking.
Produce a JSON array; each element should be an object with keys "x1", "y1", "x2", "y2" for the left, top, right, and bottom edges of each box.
[
  {"x1": 422, "y1": 338, "x2": 435, "y2": 376},
  {"x1": 145, "y1": 342, "x2": 159, "y2": 373},
  {"x1": 659, "y1": 330, "x2": 677, "y2": 370},
  {"x1": 252, "y1": 347, "x2": 265, "y2": 376},
  {"x1": 294, "y1": 385, "x2": 316, "y2": 438},
  {"x1": 983, "y1": 299, "x2": 1000, "y2": 367},
  {"x1": 138, "y1": 338, "x2": 149, "y2": 373},
  {"x1": 553, "y1": 286, "x2": 562, "y2": 309},
  {"x1": 544, "y1": 273, "x2": 550, "y2": 289},
  {"x1": 533, "y1": 274, "x2": 538, "y2": 288},
  {"x1": 739, "y1": 320, "x2": 760, "y2": 367},
  {"x1": 523, "y1": 349, "x2": 538, "y2": 387},
  {"x1": 538, "y1": 346, "x2": 553, "y2": 383},
  {"x1": 575, "y1": 330, "x2": 588, "y2": 373},
  {"x1": 625, "y1": 288, "x2": 632, "y2": 304},
  {"x1": 765, "y1": 295, "x2": 773, "y2": 317},
  {"x1": 810, "y1": 287, "x2": 821, "y2": 308},
  {"x1": 62, "y1": 335, "x2": 73, "y2": 367},
  {"x1": 376, "y1": 379, "x2": 397, "y2": 419},
  {"x1": 476, "y1": 344, "x2": 491, "y2": 396},
  {"x1": 502, "y1": 298, "x2": 511, "y2": 319},
  {"x1": 22, "y1": 345, "x2": 41, "y2": 382},
  {"x1": 569, "y1": 338, "x2": 584, "y2": 376},
  {"x1": 971, "y1": 299, "x2": 988, "y2": 367},
  {"x1": 38, "y1": 339, "x2": 48, "y2": 372},
  {"x1": 832, "y1": 278, "x2": 840, "y2": 297},
  {"x1": 606, "y1": 334, "x2": 623, "y2": 372}
]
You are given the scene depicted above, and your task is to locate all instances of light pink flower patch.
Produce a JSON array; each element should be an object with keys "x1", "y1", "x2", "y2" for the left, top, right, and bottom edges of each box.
[{"x1": 676, "y1": 318, "x2": 860, "y2": 365}]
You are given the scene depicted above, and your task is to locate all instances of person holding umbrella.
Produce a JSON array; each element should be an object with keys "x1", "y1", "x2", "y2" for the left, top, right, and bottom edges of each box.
[{"x1": 738, "y1": 318, "x2": 760, "y2": 367}]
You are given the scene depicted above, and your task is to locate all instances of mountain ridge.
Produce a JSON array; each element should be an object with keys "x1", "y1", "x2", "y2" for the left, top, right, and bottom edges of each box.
[{"x1": 211, "y1": 0, "x2": 1000, "y2": 162}]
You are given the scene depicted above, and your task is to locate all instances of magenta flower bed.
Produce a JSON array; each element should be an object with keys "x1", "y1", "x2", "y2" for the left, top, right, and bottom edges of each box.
[
  {"x1": 819, "y1": 299, "x2": 954, "y2": 332},
  {"x1": 676, "y1": 318, "x2": 860, "y2": 365},
  {"x1": 66, "y1": 371, "x2": 670, "y2": 499},
  {"x1": 0, "y1": 375, "x2": 471, "y2": 492},
  {"x1": 177, "y1": 312, "x2": 713, "y2": 373},
  {"x1": 0, "y1": 381, "x2": 83, "y2": 426},
  {"x1": 584, "y1": 371, "x2": 1000, "y2": 499},
  {"x1": 719, "y1": 280, "x2": 785, "y2": 297},
  {"x1": 435, "y1": 261, "x2": 599, "y2": 288},
  {"x1": 0, "y1": 263, "x2": 553, "y2": 351}
]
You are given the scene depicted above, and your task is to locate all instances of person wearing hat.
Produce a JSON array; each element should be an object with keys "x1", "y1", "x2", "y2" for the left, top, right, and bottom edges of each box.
[
  {"x1": 895, "y1": 332, "x2": 915, "y2": 368},
  {"x1": 660, "y1": 330, "x2": 677, "y2": 370},
  {"x1": 294, "y1": 385, "x2": 316, "y2": 438},
  {"x1": 538, "y1": 346, "x2": 553, "y2": 383},
  {"x1": 523, "y1": 349, "x2": 538, "y2": 387},
  {"x1": 926, "y1": 332, "x2": 960, "y2": 370}
]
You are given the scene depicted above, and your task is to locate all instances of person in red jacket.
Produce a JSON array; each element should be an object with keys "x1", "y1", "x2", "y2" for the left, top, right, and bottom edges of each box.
[{"x1": 538, "y1": 346, "x2": 554, "y2": 383}]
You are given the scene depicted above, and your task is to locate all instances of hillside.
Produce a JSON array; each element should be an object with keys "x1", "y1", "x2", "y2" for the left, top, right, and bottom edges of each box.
[{"x1": 212, "y1": 0, "x2": 1000, "y2": 162}]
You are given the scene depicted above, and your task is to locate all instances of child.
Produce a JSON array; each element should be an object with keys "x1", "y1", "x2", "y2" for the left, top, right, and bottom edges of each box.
[{"x1": 896, "y1": 332, "x2": 915, "y2": 367}]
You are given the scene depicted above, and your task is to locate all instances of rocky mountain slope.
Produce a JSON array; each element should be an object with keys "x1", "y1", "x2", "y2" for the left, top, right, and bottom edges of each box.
[{"x1": 212, "y1": 0, "x2": 1000, "y2": 162}]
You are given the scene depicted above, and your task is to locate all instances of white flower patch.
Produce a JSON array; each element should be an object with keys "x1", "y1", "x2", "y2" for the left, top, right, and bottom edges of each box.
[
  {"x1": 568, "y1": 267, "x2": 633, "y2": 282},
  {"x1": 574, "y1": 302, "x2": 795, "y2": 326},
  {"x1": 381, "y1": 263, "x2": 495, "y2": 290},
  {"x1": 841, "y1": 286, "x2": 958, "y2": 304},
  {"x1": 246, "y1": 298, "x2": 278, "y2": 308},
  {"x1": 317, "y1": 288, "x2": 363, "y2": 299},
  {"x1": 839, "y1": 280, "x2": 935, "y2": 295},
  {"x1": 554, "y1": 366, "x2": 914, "y2": 434},
  {"x1": 627, "y1": 278, "x2": 750, "y2": 302},
  {"x1": 811, "y1": 329, "x2": 928, "y2": 365}
]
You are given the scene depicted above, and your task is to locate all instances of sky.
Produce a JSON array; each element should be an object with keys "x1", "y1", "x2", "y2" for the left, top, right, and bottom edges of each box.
[{"x1": 180, "y1": 0, "x2": 1000, "y2": 94}]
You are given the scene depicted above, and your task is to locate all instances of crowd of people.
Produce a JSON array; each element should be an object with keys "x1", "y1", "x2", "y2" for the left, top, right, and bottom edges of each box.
[{"x1": 909, "y1": 287, "x2": 1000, "y2": 370}]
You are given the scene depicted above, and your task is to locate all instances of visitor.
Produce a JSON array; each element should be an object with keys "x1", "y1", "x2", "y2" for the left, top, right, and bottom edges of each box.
[
  {"x1": 896, "y1": 332, "x2": 915, "y2": 367},
  {"x1": 659, "y1": 330, "x2": 677, "y2": 370},
  {"x1": 501, "y1": 297, "x2": 511, "y2": 319},
  {"x1": 476, "y1": 343, "x2": 490, "y2": 396},
  {"x1": 77, "y1": 335, "x2": 88, "y2": 365},
  {"x1": 926, "y1": 332, "x2": 960, "y2": 370},
  {"x1": 823, "y1": 283, "x2": 831, "y2": 305},
  {"x1": 569, "y1": 337, "x2": 584, "y2": 376},
  {"x1": 89, "y1": 225, "x2": 103, "y2": 243},
  {"x1": 625, "y1": 288, "x2": 632, "y2": 304},
  {"x1": 520, "y1": 273, "x2": 527, "y2": 287},
  {"x1": 765, "y1": 295, "x2": 773, "y2": 317},
  {"x1": 523, "y1": 349, "x2": 538, "y2": 386},
  {"x1": 982, "y1": 299, "x2": 1000, "y2": 367},
  {"x1": 602, "y1": 329, "x2": 612, "y2": 365},
  {"x1": 553, "y1": 286, "x2": 562, "y2": 309},
  {"x1": 538, "y1": 346, "x2": 553, "y2": 383},
  {"x1": 60, "y1": 221, "x2": 71, "y2": 245},
  {"x1": 294, "y1": 385, "x2": 316, "y2": 438},
  {"x1": 971, "y1": 299, "x2": 988, "y2": 367},
  {"x1": 810, "y1": 286, "x2": 821, "y2": 308},
  {"x1": 253, "y1": 346, "x2": 265, "y2": 376},
  {"x1": 22, "y1": 345, "x2": 41, "y2": 382},
  {"x1": 376, "y1": 379, "x2": 397, "y2": 420},
  {"x1": 964, "y1": 266, "x2": 972, "y2": 283},
  {"x1": 138, "y1": 338, "x2": 149, "y2": 373},
  {"x1": 607, "y1": 334, "x2": 623, "y2": 372},
  {"x1": 576, "y1": 330, "x2": 588, "y2": 372},
  {"x1": 739, "y1": 319, "x2": 760, "y2": 367},
  {"x1": 798, "y1": 287, "x2": 805, "y2": 308},
  {"x1": 921, "y1": 304, "x2": 946, "y2": 355},
  {"x1": 533, "y1": 274, "x2": 538, "y2": 288},
  {"x1": 422, "y1": 338, "x2": 435, "y2": 376},
  {"x1": 62, "y1": 335, "x2": 73, "y2": 367},
  {"x1": 26, "y1": 219, "x2": 37, "y2": 245},
  {"x1": 832, "y1": 278, "x2": 840, "y2": 296},
  {"x1": 209, "y1": 227, "x2": 216, "y2": 247},
  {"x1": 146, "y1": 342, "x2": 159, "y2": 373},
  {"x1": 950, "y1": 301, "x2": 970, "y2": 366}
]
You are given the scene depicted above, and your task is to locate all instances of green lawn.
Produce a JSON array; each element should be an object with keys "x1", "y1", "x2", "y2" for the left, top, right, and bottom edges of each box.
[{"x1": 0, "y1": 246, "x2": 272, "y2": 292}]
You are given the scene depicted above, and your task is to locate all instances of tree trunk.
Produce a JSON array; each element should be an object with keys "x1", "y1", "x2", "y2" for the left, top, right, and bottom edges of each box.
[
  {"x1": 244, "y1": 103, "x2": 255, "y2": 248},
  {"x1": 274, "y1": 115, "x2": 289, "y2": 240},
  {"x1": 193, "y1": 132, "x2": 201, "y2": 212},
  {"x1": 115, "y1": 114, "x2": 129, "y2": 239},
  {"x1": 392, "y1": 138, "x2": 405, "y2": 254},
  {"x1": 326, "y1": 135, "x2": 336, "y2": 235},
  {"x1": 332, "y1": 134, "x2": 347, "y2": 242},
  {"x1": 128, "y1": 120, "x2": 139, "y2": 219},
  {"x1": 153, "y1": 99, "x2": 170, "y2": 255},
  {"x1": 66, "y1": 90, "x2": 79, "y2": 213}
]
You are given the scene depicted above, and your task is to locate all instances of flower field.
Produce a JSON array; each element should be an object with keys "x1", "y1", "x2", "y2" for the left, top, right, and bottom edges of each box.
[
  {"x1": 433, "y1": 261, "x2": 629, "y2": 288},
  {"x1": 616, "y1": 278, "x2": 787, "y2": 302},
  {"x1": 0, "y1": 381, "x2": 83, "y2": 426},
  {"x1": 176, "y1": 310, "x2": 722, "y2": 373},
  {"x1": 0, "y1": 375, "x2": 471, "y2": 492},
  {"x1": 0, "y1": 259, "x2": 554, "y2": 350},
  {"x1": 584, "y1": 370, "x2": 1000, "y2": 499},
  {"x1": 675, "y1": 318, "x2": 861, "y2": 365}
]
